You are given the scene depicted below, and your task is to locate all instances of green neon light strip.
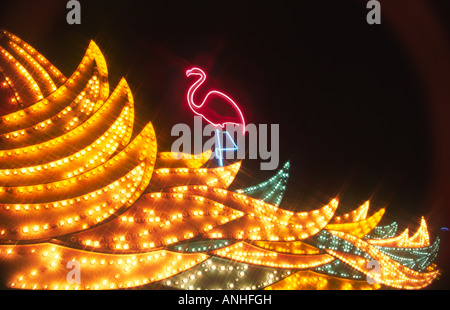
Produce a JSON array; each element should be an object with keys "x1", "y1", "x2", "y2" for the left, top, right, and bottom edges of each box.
[
  {"x1": 364, "y1": 222, "x2": 398, "y2": 239},
  {"x1": 236, "y1": 161, "x2": 290, "y2": 206}
]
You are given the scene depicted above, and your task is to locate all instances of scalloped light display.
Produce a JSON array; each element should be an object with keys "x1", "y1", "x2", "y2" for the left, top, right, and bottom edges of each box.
[{"x1": 0, "y1": 30, "x2": 440, "y2": 290}]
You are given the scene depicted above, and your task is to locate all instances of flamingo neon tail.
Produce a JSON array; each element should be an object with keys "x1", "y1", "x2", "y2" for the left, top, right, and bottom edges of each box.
[{"x1": 171, "y1": 116, "x2": 280, "y2": 170}]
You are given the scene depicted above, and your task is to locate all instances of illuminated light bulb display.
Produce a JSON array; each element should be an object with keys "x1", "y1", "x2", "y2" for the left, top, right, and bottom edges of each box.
[
  {"x1": 311, "y1": 230, "x2": 372, "y2": 259},
  {"x1": 170, "y1": 240, "x2": 233, "y2": 253},
  {"x1": 0, "y1": 244, "x2": 208, "y2": 290},
  {"x1": 324, "y1": 208, "x2": 386, "y2": 238},
  {"x1": 156, "y1": 150, "x2": 212, "y2": 169},
  {"x1": 324, "y1": 230, "x2": 440, "y2": 289},
  {"x1": 56, "y1": 193, "x2": 246, "y2": 251},
  {"x1": 148, "y1": 161, "x2": 241, "y2": 191},
  {"x1": 0, "y1": 30, "x2": 65, "y2": 89},
  {"x1": 366, "y1": 217, "x2": 431, "y2": 248},
  {"x1": 265, "y1": 270, "x2": 381, "y2": 290},
  {"x1": 236, "y1": 161, "x2": 290, "y2": 206},
  {"x1": 364, "y1": 222, "x2": 398, "y2": 240},
  {"x1": 5, "y1": 40, "x2": 58, "y2": 96},
  {"x1": 210, "y1": 242, "x2": 335, "y2": 269},
  {"x1": 0, "y1": 46, "x2": 43, "y2": 105},
  {"x1": 310, "y1": 228, "x2": 439, "y2": 277},
  {"x1": 164, "y1": 256, "x2": 293, "y2": 290},
  {"x1": 314, "y1": 259, "x2": 367, "y2": 280},
  {"x1": 374, "y1": 238, "x2": 440, "y2": 272},
  {"x1": 0, "y1": 30, "x2": 441, "y2": 290},
  {"x1": 329, "y1": 201, "x2": 370, "y2": 223},
  {"x1": 252, "y1": 240, "x2": 321, "y2": 255}
]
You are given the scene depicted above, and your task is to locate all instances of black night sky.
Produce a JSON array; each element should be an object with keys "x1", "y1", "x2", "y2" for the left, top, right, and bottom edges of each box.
[{"x1": 0, "y1": 0, "x2": 449, "y2": 292}]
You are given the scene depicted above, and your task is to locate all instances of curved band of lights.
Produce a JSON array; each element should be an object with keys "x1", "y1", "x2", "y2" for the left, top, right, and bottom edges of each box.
[{"x1": 0, "y1": 30, "x2": 440, "y2": 290}]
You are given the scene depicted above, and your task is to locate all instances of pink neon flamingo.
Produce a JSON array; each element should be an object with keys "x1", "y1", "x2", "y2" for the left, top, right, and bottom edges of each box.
[{"x1": 186, "y1": 67, "x2": 246, "y2": 135}]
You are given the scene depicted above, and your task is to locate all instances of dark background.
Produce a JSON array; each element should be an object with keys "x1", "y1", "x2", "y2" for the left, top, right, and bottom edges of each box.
[{"x1": 0, "y1": 0, "x2": 449, "y2": 290}]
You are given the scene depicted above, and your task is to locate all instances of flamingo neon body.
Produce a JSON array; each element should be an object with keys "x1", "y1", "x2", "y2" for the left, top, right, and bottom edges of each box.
[{"x1": 186, "y1": 67, "x2": 246, "y2": 135}]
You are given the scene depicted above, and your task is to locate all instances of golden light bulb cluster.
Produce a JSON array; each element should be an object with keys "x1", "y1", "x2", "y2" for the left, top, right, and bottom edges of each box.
[
  {"x1": 151, "y1": 161, "x2": 241, "y2": 190},
  {"x1": 0, "y1": 157, "x2": 152, "y2": 240},
  {"x1": 57, "y1": 192, "x2": 245, "y2": 252},
  {"x1": 0, "y1": 30, "x2": 440, "y2": 291},
  {"x1": 0, "y1": 73, "x2": 105, "y2": 147},
  {"x1": 0, "y1": 101, "x2": 133, "y2": 186},
  {"x1": 330, "y1": 201, "x2": 370, "y2": 223},
  {"x1": 265, "y1": 270, "x2": 379, "y2": 290},
  {"x1": 0, "y1": 81, "x2": 131, "y2": 171},
  {"x1": 2, "y1": 243, "x2": 208, "y2": 290},
  {"x1": 0, "y1": 121, "x2": 151, "y2": 204},
  {"x1": 0, "y1": 46, "x2": 43, "y2": 104},
  {"x1": 325, "y1": 208, "x2": 385, "y2": 238},
  {"x1": 212, "y1": 242, "x2": 335, "y2": 269},
  {"x1": 407, "y1": 217, "x2": 430, "y2": 247},
  {"x1": 253, "y1": 240, "x2": 321, "y2": 255},
  {"x1": 366, "y1": 217, "x2": 430, "y2": 248},
  {"x1": 7, "y1": 40, "x2": 57, "y2": 94},
  {"x1": 1, "y1": 30, "x2": 65, "y2": 85},
  {"x1": 157, "y1": 150, "x2": 212, "y2": 169},
  {"x1": 0, "y1": 41, "x2": 109, "y2": 138},
  {"x1": 0, "y1": 74, "x2": 20, "y2": 107},
  {"x1": 167, "y1": 186, "x2": 338, "y2": 241},
  {"x1": 0, "y1": 34, "x2": 156, "y2": 242}
]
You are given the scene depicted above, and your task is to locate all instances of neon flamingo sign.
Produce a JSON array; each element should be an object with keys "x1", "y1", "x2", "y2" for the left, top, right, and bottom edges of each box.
[{"x1": 186, "y1": 67, "x2": 245, "y2": 166}]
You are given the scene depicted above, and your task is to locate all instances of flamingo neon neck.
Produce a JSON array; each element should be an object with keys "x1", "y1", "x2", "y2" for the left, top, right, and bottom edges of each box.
[{"x1": 186, "y1": 68, "x2": 246, "y2": 135}]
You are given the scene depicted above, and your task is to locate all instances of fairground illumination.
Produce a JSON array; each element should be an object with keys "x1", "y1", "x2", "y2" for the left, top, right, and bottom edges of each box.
[{"x1": 0, "y1": 30, "x2": 440, "y2": 290}]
